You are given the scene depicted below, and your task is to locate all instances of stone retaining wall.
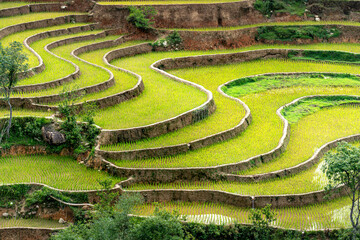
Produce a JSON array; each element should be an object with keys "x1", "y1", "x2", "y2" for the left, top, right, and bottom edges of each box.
[
  {"x1": 0, "y1": 14, "x2": 91, "y2": 39},
  {"x1": 98, "y1": 43, "x2": 216, "y2": 144},
  {"x1": 178, "y1": 24, "x2": 360, "y2": 50},
  {"x1": 0, "y1": 3, "x2": 64, "y2": 18},
  {"x1": 92, "y1": 1, "x2": 303, "y2": 30},
  {"x1": 124, "y1": 185, "x2": 347, "y2": 208}
]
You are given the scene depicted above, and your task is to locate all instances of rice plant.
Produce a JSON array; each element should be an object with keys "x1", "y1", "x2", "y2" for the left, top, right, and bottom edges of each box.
[{"x1": 133, "y1": 197, "x2": 351, "y2": 230}]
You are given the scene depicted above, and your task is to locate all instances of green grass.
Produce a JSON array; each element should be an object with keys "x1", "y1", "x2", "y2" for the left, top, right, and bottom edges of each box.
[
  {"x1": 134, "y1": 197, "x2": 351, "y2": 230},
  {"x1": 0, "y1": 23, "x2": 90, "y2": 68},
  {"x1": 0, "y1": 155, "x2": 124, "y2": 190},
  {"x1": 167, "y1": 21, "x2": 360, "y2": 31},
  {"x1": 0, "y1": 217, "x2": 66, "y2": 229},
  {"x1": 0, "y1": 12, "x2": 84, "y2": 29},
  {"x1": 0, "y1": 2, "x2": 32, "y2": 10},
  {"x1": 98, "y1": 0, "x2": 245, "y2": 5}
]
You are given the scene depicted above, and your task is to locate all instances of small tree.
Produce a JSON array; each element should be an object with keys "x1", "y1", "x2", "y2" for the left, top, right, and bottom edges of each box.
[
  {"x1": 322, "y1": 142, "x2": 360, "y2": 240},
  {"x1": 0, "y1": 41, "x2": 28, "y2": 143}
]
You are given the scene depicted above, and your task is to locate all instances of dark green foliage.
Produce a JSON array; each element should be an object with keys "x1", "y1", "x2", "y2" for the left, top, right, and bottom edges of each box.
[
  {"x1": 249, "y1": 204, "x2": 277, "y2": 240},
  {"x1": 151, "y1": 31, "x2": 183, "y2": 49},
  {"x1": 25, "y1": 187, "x2": 88, "y2": 207},
  {"x1": 127, "y1": 6, "x2": 157, "y2": 30},
  {"x1": 58, "y1": 101, "x2": 100, "y2": 155},
  {"x1": 130, "y1": 208, "x2": 184, "y2": 240},
  {"x1": 282, "y1": 95, "x2": 360, "y2": 123},
  {"x1": 256, "y1": 26, "x2": 341, "y2": 41},
  {"x1": 254, "y1": 0, "x2": 307, "y2": 17},
  {"x1": 0, "y1": 184, "x2": 30, "y2": 208},
  {"x1": 51, "y1": 193, "x2": 143, "y2": 240},
  {"x1": 0, "y1": 117, "x2": 50, "y2": 148},
  {"x1": 291, "y1": 50, "x2": 360, "y2": 63}
]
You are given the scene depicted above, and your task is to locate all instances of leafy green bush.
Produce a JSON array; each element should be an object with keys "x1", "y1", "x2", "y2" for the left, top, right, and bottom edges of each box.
[
  {"x1": 0, "y1": 184, "x2": 30, "y2": 208},
  {"x1": 58, "y1": 101, "x2": 100, "y2": 155},
  {"x1": 127, "y1": 6, "x2": 157, "y2": 30},
  {"x1": 0, "y1": 117, "x2": 50, "y2": 148},
  {"x1": 256, "y1": 26, "x2": 341, "y2": 41},
  {"x1": 25, "y1": 187, "x2": 88, "y2": 207}
]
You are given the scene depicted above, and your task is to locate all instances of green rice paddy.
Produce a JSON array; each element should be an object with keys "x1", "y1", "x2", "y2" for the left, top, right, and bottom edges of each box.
[
  {"x1": 0, "y1": 155, "x2": 124, "y2": 190},
  {"x1": 134, "y1": 197, "x2": 351, "y2": 230},
  {"x1": 1, "y1": 4, "x2": 360, "y2": 231}
]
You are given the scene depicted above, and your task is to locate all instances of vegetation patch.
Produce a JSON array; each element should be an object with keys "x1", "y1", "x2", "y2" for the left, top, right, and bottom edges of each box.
[
  {"x1": 289, "y1": 50, "x2": 360, "y2": 63},
  {"x1": 256, "y1": 26, "x2": 340, "y2": 41},
  {"x1": 254, "y1": 0, "x2": 307, "y2": 17},
  {"x1": 282, "y1": 95, "x2": 360, "y2": 124}
]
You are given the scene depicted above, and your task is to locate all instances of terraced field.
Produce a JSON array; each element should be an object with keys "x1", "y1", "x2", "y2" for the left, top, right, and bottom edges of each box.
[{"x1": 1, "y1": 0, "x2": 360, "y2": 232}]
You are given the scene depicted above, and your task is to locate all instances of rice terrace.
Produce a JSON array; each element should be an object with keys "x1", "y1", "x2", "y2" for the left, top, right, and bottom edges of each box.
[{"x1": 1, "y1": 0, "x2": 360, "y2": 239}]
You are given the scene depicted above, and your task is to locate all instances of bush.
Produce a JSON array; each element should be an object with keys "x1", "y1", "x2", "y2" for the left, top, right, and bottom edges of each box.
[
  {"x1": 151, "y1": 31, "x2": 182, "y2": 49},
  {"x1": 127, "y1": 6, "x2": 157, "y2": 30}
]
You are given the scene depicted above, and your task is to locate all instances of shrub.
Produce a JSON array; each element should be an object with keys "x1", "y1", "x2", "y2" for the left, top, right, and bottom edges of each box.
[
  {"x1": 256, "y1": 26, "x2": 341, "y2": 41},
  {"x1": 130, "y1": 208, "x2": 184, "y2": 240},
  {"x1": 127, "y1": 6, "x2": 157, "y2": 30}
]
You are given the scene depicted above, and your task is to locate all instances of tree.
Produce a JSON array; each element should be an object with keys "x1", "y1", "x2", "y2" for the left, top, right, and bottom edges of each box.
[
  {"x1": 130, "y1": 208, "x2": 184, "y2": 240},
  {"x1": 0, "y1": 41, "x2": 28, "y2": 143},
  {"x1": 322, "y1": 141, "x2": 360, "y2": 240}
]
